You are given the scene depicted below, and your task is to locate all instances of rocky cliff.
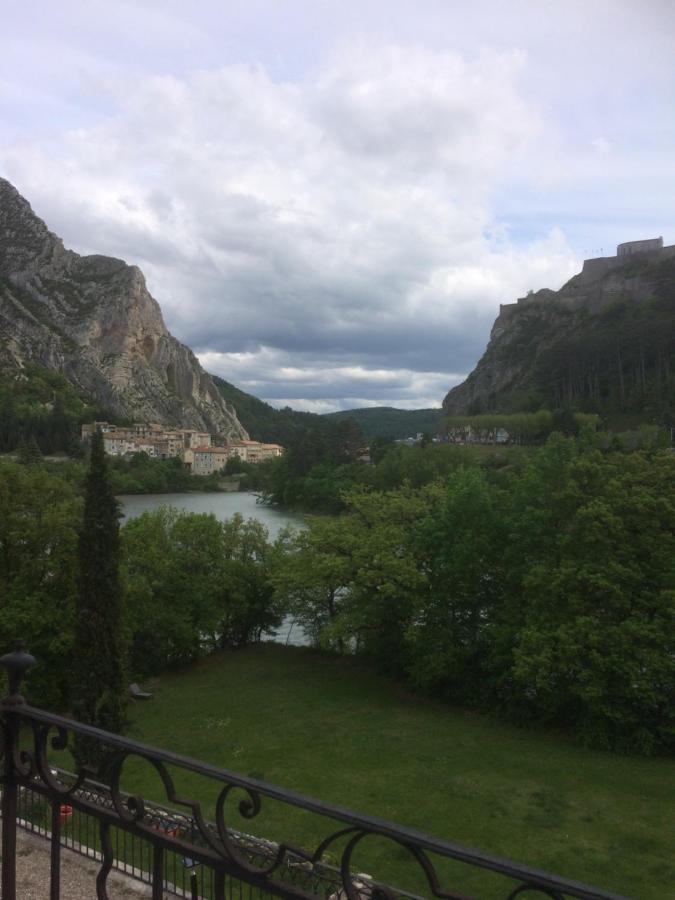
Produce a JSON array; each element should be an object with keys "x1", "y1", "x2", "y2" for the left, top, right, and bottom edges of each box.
[
  {"x1": 443, "y1": 247, "x2": 675, "y2": 416},
  {"x1": 0, "y1": 178, "x2": 248, "y2": 439}
]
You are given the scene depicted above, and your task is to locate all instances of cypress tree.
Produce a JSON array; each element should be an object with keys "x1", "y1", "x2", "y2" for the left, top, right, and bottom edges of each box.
[
  {"x1": 17, "y1": 435, "x2": 42, "y2": 464},
  {"x1": 26, "y1": 435, "x2": 43, "y2": 464},
  {"x1": 72, "y1": 429, "x2": 126, "y2": 771}
]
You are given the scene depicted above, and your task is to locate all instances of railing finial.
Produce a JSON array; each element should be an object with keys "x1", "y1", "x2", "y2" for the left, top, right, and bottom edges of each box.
[{"x1": 0, "y1": 641, "x2": 36, "y2": 706}]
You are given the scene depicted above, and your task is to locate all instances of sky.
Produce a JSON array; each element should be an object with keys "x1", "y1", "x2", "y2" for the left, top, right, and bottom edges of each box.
[{"x1": 1, "y1": 1, "x2": 674, "y2": 412}]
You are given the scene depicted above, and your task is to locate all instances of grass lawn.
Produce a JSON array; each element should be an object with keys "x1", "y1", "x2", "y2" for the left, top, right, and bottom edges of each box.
[{"x1": 110, "y1": 644, "x2": 672, "y2": 899}]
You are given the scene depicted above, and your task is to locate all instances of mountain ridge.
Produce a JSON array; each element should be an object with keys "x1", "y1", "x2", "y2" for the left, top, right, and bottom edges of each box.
[
  {"x1": 443, "y1": 244, "x2": 675, "y2": 423},
  {"x1": 0, "y1": 178, "x2": 247, "y2": 440}
]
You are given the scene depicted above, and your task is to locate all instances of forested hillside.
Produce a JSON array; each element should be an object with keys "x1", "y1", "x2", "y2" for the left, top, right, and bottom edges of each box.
[
  {"x1": 0, "y1": 365, "x2": 107, "y2": 454},
  {"x1": 324, "y1": 406, "x2": 443, "y2": 439},
  {"x1": 212, "y1": 376, "x2": 328, "y2": 443},
  {"x1": 444, "y1": 252, "x2": 675, "y2": 427}
]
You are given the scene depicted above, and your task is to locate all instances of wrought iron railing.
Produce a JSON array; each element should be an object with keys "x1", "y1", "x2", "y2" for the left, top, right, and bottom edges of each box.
[
  {"x1": 13, "y1": 768, "x2": 360, "y2": 899},
  {"x1": 0, "y1": 645, "x2": 627, "y2": 900}
]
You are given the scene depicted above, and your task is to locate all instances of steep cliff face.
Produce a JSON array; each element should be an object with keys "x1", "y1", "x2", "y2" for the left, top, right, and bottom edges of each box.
[
  {"x1": 0, "y1": 178, "x2": 248, "y2": 439},
  {"x1": 443, "y1": 248, "x2": 675, "y2": 416}
]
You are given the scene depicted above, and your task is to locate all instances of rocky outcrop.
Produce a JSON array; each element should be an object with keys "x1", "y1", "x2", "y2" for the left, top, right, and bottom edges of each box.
[
  {"x1": 443, "y1": 247, "x2": 675, "y2": 415},
  {"x1": 0, "y1": 178, "x2": 248, "y2": 439}
]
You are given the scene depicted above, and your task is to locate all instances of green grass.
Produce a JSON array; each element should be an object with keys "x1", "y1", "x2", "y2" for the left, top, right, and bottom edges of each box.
[{"x1": 96, "y1": 645, "x2": 672, "y2": 899}]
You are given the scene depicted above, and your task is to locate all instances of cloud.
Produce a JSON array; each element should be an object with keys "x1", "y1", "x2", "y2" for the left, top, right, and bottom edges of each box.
[{"x1": 3, "y1": 27, "x2": 654, "y2": 410}]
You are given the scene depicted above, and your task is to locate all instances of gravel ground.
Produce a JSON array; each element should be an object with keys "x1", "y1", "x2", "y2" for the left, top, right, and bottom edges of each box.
[{"x1": 3, "y1": 828, "x2": 156, "y2": 898}]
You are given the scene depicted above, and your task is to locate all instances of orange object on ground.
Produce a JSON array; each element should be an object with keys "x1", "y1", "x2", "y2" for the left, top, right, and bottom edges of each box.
[{"x1": 58, "y1": 804, "x2": 73, "y2": 824}]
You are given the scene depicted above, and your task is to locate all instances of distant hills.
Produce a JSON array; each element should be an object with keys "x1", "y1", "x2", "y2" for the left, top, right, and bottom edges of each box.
[
  {"x1": 323, "y1": 406, "x2": 442, "y2": 440},
  {"x1": 213, "y1": 378, "x2": 442, "y2": 442},
  {"x1": 213, "y1": 376, "x2": 329, "y2": 444}
]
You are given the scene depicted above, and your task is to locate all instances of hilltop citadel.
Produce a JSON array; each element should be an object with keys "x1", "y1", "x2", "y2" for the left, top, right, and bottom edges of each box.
[{"x1": 498, "y1": 236, "x2": 675, "y2": 319}]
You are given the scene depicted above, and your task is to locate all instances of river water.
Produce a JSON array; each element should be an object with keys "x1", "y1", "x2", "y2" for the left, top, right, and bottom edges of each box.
[
  {"x1": 118, "y1": 491, "x2": 306, "y2": 539},
  {"x1": 118, "y1": 491, "x2": 309, "y2": 646}
]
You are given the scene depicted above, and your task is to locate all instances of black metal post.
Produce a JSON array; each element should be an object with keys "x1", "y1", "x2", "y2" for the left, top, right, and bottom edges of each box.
[
  {"x1": 0, "y1": 642, "x2": 36, "y2": 900},
  {"x1": 152, "y1": 844, "x2": 164, "y2": 900},
  {"x1": 50, "y1": 799, "x2": 62, "y2": 900}
]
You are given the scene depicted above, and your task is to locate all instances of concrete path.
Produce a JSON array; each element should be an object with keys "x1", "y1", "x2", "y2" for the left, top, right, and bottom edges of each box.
[{"x1": 3, "y1": 829, "x2": 156, "y2": 898}]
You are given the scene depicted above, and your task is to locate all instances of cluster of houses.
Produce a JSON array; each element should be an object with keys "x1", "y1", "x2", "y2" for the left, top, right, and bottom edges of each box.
[{"x1": 81, "y1": 422, "x2": 283, "y2": 475}]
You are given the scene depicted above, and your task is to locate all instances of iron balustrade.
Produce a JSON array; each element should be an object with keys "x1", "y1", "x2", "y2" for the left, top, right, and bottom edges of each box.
[
  {"x1": 0, "y1": 645, "x2": 628, "y2": 900},
  {"x1": 11, "y1": 768, "x2": 358, "y2": 899}
]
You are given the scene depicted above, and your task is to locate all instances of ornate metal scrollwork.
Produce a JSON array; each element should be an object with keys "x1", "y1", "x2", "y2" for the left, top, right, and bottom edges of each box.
[
  {"x1": 0, "y1": 646, "x2": 627, "y2": 900},
  {"x1": 32, "y1": 723, "x2": 87, "y2": 797}
]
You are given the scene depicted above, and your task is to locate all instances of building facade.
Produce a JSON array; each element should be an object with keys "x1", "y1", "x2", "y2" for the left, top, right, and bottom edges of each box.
[{"x1": 83, "y1": 422, "x2": 283, "y2": 472}]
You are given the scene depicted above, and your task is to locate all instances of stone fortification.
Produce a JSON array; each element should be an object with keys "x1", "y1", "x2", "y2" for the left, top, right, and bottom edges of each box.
[
  {"x1": 577, "y1": 238, "x2": 674, "y2": 286},
  {"x1": 617, "y1": 237, "x2": 663, "y2": 256},
  {"x1": 504, "y1": 238, "x2": 675, "y2": 314}
]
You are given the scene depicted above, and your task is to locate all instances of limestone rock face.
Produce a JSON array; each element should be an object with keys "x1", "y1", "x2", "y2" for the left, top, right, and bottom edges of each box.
[
  {"x1": 443, "y1": 246, "x2": 675, "y2": 414},
  {"x1": 0, "y1": 178, "x2": 248, "y2": 440}
]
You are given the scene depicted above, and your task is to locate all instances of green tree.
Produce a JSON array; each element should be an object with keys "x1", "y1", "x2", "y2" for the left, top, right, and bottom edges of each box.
[
  {"x1": 408, "y1": 468, "x2": 506, "y2": 703},
  {"x1": 71, "y1": 430, "x2": 127, "y2": 770},
  {"x1": 344, "y1": 486, "x2": 437, "y2": 671},
  {"x1": 122, "y1": 507, "x2": 194, "y2": 674},
  {"x1": 218, "y1": 515, "x2": 286, "y2": 647},
  {"x1": 509, "y1": 449, "x2": 675, "y2": 752},
  {"x1": 272, "y1": 516, "x2": 357, "y2": 650},
  {"x1": 18, "y1": 435, "x2": 42, "y2": 465},
  {"x1": 0, "y1": 461, "x2": 80, "y2": 708},
  {"x1": 273, "y1": 485, "x2": 438, "y2": 664},
  {"x1": 122, "y1": 509, "x2": 285, "y2": 675}
]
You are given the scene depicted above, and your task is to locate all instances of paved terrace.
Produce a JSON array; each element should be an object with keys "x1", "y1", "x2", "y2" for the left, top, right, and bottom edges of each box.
[{"x1": 1, "y1": 828, "x2": 152, "y2": 898}]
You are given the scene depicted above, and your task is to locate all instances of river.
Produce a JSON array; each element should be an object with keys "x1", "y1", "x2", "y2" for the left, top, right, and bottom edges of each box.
[
  {"x1": 119, "y1": 490, "x2": 306, "y2": 539},
  {"x1": 118, "y1": 491, "x2": 309, "y2": 645}
]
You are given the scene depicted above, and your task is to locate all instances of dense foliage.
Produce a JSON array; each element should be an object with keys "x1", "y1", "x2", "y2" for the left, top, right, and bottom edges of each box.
[
  {"x1": 324, "y1": 406, "x2": 443, "y2": 439},
  {"x1": 0, "y1": 460, "x2": 81, "y2": 708},
  {"x1": 258, "y1": 436, "x2": 530, "y2": 513},
  {"x1": 122, "y1": 509, "x2": 286, "y2": 676},
  {"x1": 442, "y1": 410, "x2": 557, "y2": 443},
  {"x1": 0, "y1": 463, "x2": 284, "y2": 704},
  {"x1": 256, "y1": 417, "x2": 364, "y2": 511},
  {"x1": 0, "y1": 365, "x2": 107, "y2": 454},
  {"x1": 1, "y1": 432, "x2": 673, "y2": 754},
  {"x1": 272, "y1": 437, "x2": 675, "y2": 753}
]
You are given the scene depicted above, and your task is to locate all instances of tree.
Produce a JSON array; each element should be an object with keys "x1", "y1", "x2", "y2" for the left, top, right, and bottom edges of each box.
[
  {"x1": 508, "y1": 449, "x2": 675, "y2": 753},
  {"x1": 122, "y1": 509, "x2": 285, "y2": 674},
  {"x1": 18, "y1": 435, "x2": 42, "y2": 465},
  {"x1": 71, "y1": 429, "x2": 127, "y2": 770},
  {"x1": 408, "y1": 468, "x2": 506, "y2": 704},
  {"x1": 0, "y1": 460, "x2": 80, "y2": 709},
  {"x1": 273, "y1": 485, "x2": 438, "y2": 665},
  {"x1": 272, "y1": 516, "x2": 357, "y2": 650}
]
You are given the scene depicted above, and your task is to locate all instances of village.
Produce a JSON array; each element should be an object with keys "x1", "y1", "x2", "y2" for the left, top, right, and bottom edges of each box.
[{"x1": 81, "y1": 422, "x2": 284, "y2": 474}]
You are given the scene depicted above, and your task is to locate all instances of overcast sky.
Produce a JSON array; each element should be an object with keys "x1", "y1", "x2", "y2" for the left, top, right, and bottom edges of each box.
[{"x1": 2, "y1": 1, "x2": 673, "y2": 411}]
